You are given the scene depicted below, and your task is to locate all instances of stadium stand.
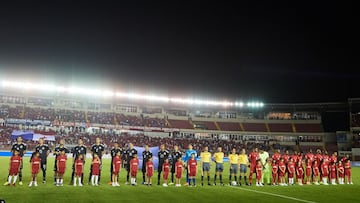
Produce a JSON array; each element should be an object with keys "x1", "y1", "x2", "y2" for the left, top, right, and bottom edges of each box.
[
  {"x1": 268, "y1": 123, "x2": 293, "y2": 132},
  {"x1": 217, "y1": 122, "x2": 241, "y2": 131},
  {"x1": 242, "y1": 123, "x2": 267, "y2": 132},
  {"x1": 167, "y1": 119, "x2": 193, "y2": 129},
  {"x1": 294, "y1": 123, "x2": 323, "y2": 133}
]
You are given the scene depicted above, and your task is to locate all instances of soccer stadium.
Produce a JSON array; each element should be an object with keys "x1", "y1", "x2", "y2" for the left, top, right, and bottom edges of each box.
[{"x1": 0, "y1": 81, "x2": 359, "y2": 203}]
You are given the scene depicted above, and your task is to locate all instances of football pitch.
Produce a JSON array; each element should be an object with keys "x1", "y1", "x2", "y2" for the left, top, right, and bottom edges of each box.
[{"x1": 0, "y1": 157, "x2": 359, "y2": 203}]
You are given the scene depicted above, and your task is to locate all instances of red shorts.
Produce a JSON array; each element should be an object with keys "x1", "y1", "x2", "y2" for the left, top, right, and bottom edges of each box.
[
  {"x1": 339, "y1": 173, "x2": 344, "y2": 178},
  {"x1": 330, "y1": 172, "x2": 336, "y2": 179},
  {"x1": 58, "y1": 168, "x2": 65, "y2": 174},
  {"x1": 147, "y1": 172, "x2": 153, "y2": 177},
  {"x1": 32, "y1": 169, "x2": 39, "y2": 175},
  {"x1": 278, "y1": 172, "x2": 285, "y2": 177},
  {"x1": 163, "y1": 172, "x2": 169, "y2": 180},
  {"x1": 189, "y1": 170, "x2": 196, "y2": 177},
  {"x1": 112, "y1": 170, "x2": 119, "y2": 175},
  {"x1": 176, "y1": 172, "x2": 182, "y2": 179},
  {"x1": 297, "y1": 174, "x2": 303, "y2": 179},
  {"x1": 250, "y1": 164, "x2": 256, "y2": 173},
  {"x1": 306, "y1": 169, "x2": 311, "y2": 176},
  {"x1": 75, "y1": 172, "x2": 82, "y2": 177},
  {"x1": 256, "y1": 174, "x2": 262, "y2": 180},
  {"x1": 345, "y1": 171, "x2": 351, "y2": 176},
  {"x1": 131, "y1": 171, "x2": 137, "y2": 177},
  {"x1": 322, "y1": 172, "x2": 328, "y2": 177},
  {"x1": 9, "y1": 169, "x2": 19, "y2": 175},
  {"x1": 288, "y1": 173, "x2": 294, "y2": 178}
]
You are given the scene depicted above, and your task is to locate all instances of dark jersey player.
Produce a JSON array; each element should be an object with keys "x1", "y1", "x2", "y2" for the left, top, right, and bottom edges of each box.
[
  {"x1": 4, "y1": 136, "x2": 27, "y2": 186},
  {"x1": 157, "y1": 144, "x2": 170, "y2": 185},
  {"x1": 170, "y1": 145, "x2": 182, "y2": 184},
  {"x1": 142, "y1": 145, "x2": 153, "y2": 184},
  {"x1": 34, "y1": 138, "x2": 50, "y2": 183},
  {"x1": 71, "y1": 138, "x2": 87, "y2": 184},
  {"x1": 88, "y1": 137, "x2": 105, "y2": 184},
  {"x1": 53, "y1": 139, "x2": 69, "y2": 184},
  {"x1": 124, "y1": 143, "x2": 137, "y2": 184}
]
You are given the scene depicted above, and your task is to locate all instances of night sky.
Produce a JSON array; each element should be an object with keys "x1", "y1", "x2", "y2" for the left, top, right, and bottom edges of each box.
[{"x1": 0, "y1": 1, "x2": 358, "y2": 103}]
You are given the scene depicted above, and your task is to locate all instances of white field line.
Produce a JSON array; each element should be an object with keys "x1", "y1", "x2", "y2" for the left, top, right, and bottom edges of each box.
[{"x1": 227, "y1": 186, "x2": 317, "y2": 203}]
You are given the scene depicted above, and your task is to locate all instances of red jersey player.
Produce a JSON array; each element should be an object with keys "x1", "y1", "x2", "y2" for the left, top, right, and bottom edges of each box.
[
  {"x1": 305, "y1": 159, "x2": 312, "y2": 185},
  {"x1": 248, "y1": 148, "x2": 259, "y2": 186},
  {"x1": 282, "y1": 150, "x2": 290, "y2": 164},
  {"x1": 287, "y1": 158, "x2": 295, "y2": 185},
  {"x1": 344, "y1": 159, "x2": 353, "y2": 184},
  {"x1": 56, "y1": 150, "x2": 67, "y2": 186},
  {"x1": 188, "y1": 153, "x2": 197, "y2": 186},
  {"x1": 337, "y1": 160, "x2": 345, "y2": 185},
  {"x1": 162, "y1": 158, "x2": 170, "y2": 187},
  {"x1": 8, "y1": 150, "x2": 22, "y2": 186},
  {"x1": 296, "y1": 161, "x2": 304, "y2": 185},
  {"x1": 175, "y1": 157, "x2": 183, "y2": 187},
  {"x1": 255, "y1": 160, "x2": 263, "y2": 187},
  {"x1": 91, "y1": 154, "x2": 101, "y2": 186},
  {"x1": 271, "y1": 159, "x2": 278, "y2": 186},
  {"x1": 278, "y1": 158, "x2": 286, "y2": 186},
  {"x1": 74, "y1": 154, "x2": 84, "y2": 186},
  {"x1": 321, "y1": 160, "x2": 329, "y2": 185},
  {"x1": 291, "y1": 151, "x2": 298, "y2": 165},
  {"x1": 146, "y1": 157, "x2": 154, "y2": 186},
  {"x1": 272, "y1": 149, "x2": 281, "y2": 164},
  {"x1": 29, "y1": 152, "x2": 41, "y2": 187},
  {"x1": 312, "y1": 160, "x2": 320, "y2": 185},
  {"x1": 329, "y1": 162, "x2": 337, "y2": 185},
  {"x1": 130, "y1": 154, "x2": 139, "y2": 186},
  {"x1": 305, "y1": 149, "x2": 314, "y2": 166},
  {"x1": 112, "y1": 151, "x2": 121, "y2": 187}
]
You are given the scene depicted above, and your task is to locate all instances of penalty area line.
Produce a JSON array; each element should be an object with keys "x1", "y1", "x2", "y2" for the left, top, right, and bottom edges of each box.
[{"x1": 226, "y1": 186, "x2": 317, "y2": 203}]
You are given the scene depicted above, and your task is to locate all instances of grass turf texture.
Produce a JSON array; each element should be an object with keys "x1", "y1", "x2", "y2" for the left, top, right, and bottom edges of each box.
[{"x1": 0, "y1": 157, "x2": 359, "y2": 203}]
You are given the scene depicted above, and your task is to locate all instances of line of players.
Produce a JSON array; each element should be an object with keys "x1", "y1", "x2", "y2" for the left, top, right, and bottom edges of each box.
[{"x1": 3, "y1": 136, "x2": 354, "y2": 187}]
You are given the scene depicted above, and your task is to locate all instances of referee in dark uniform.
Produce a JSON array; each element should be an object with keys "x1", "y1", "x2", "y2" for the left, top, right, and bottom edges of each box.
[
  {"x1": 142, "y1": 145, "x2": 153, "y2": 184},
  {"x1": 170, "y1": 145, "x2": 182, "y2": 184},
  {"x1": 157, "y1": 144, "x2": 170, "y2": 185},
  {"x1": 89, "y1": 137, "x2": 105, "y2": 184},
  {"x1": 124, "y1": 143, "x2": 137, "y2": 184},
  {"x1": 110, "y1": 142, "x2": 122, "y2": 184},
  {"x1": 53, "y1": 139, "x2": 69, "y2": 184},
  {"x1": 34, "y1": 137, "x2": 50, "y2": 184},
  {"x1": 4, "y1": 136, "x2": 27, "y2": 186},
  {"x1": 71, "y1": 138, "x2": 87, "y2": 184}
]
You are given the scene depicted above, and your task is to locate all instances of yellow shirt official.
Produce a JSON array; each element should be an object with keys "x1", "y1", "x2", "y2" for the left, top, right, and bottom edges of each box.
[
  {"x1": 238, "y1": 154, "x2": 249, "y2": 165},
  {"x1": 228, "y1": 154, "x2": 239, "y2": 164},
  {"x1": 200, "y1": 152, "x2": 212, "y2": 163},
  {"x1": 213, "y1": 152, "x2": 224, "y2": 163}
]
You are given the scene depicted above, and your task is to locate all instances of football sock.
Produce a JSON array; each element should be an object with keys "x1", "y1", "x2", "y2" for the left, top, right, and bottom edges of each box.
[
  {"x1": 171, "y1": 173, "x2": 174, "y2": 183},
  {"x1": 71, "y1": 171, "x2": 75, "y2": 182},
  {"x1": 8, "y1": 176, "x2": 11, "y2": 183},
  {"x1": 201, "y1": 175, "x2": 204, "y2": 184},
  {"x1": 229, "y1": 175, "x2": 232, "y2": 181},
  {"x1": 207, "y1": 176, "x2": 210, "y2": 183},
  {"x1": 192, "y1": 178, "x2": 196, "y2": 185},
  {"x1": 214, "y1": 175, "x2": 217, "y2": 183},
  {"x1": 143, "y1": 173, "x2": 146, "y2": 183},
  {"x1": 158, "y1": 172, "x2": 161, "y2": 184},
  {"x1": 219, "y1": 174, "x2": 223, "y2": 183},
  {"x1": 95, "y1": 176, "x2": 98, "y2": 185},
  {"x1": 234, "y1": 176, "x2": 237, "y2": 182},
  {"x1": 19, "y1": 171, "x2": 22, "y2": 182},
  {"x1": 91, "y1": 175, "x2": 95, "y2": 185},
  {"x1": 74, "y1": 177, "x2": 77, "y2": 185}
]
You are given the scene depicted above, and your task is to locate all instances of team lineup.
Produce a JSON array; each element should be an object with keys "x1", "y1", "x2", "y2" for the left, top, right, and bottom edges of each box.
[{"x1": 4, "y1": 136, "x2": 354, "y2": 188}]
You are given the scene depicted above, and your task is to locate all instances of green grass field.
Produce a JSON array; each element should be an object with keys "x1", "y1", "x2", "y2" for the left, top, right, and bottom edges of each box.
[{"x1": 0, "y1": 157, "x2": 359, "y2": 203}]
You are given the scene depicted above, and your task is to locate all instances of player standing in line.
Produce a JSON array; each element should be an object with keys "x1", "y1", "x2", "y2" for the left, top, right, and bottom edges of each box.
[
  {"x1": 162, "y1": 158, "x2": 170, "y2": 187},
  {"x1": 170, "y1": 145, "x2": 182, "y2": 185},
  {"x1": 183, "y1": 144, "x2": 197, "y2": 186},
  {"x1": 53, "y1": 139, "x2": 69, "y2": 185},
  {"x1": 146, "y1": 156, "x2": 154, "y2": 186},
  {"x1": 130, "y1": 154, "x2": 139, "y2": 186},
  {"x1": 272, "y1": 149, "x2": 281, "y2": 164},
  {"x1": 312, "y1": 159, "x2": 320, "y2": 185},
  {"x1": 89, "y1": 137, "x2": 105, "y2": 185},
  {"x1": 337, "y1": 160, "x2": 345, "y2": 185},
  {"x1": 157, "y1": 144, "x2": 170, "y2": 185},
  {"x1": 271, "y1": 159, "x2": 278, "y2": 186},
  {"x1": 74, "y1": 154, "x2": 84, "y2": 186},
  {"x1": 70, "y1": 138, "x2": 87, "y2": 185},
  {"x1": 248, "y1": 147, "x2": 259, "y2": 186},
  {"x1": 175, "y1": 157, "x2": 183, "y2": 187},
  {"x1": 124, "y1": 143, "x2": 138, "y2": 185},
  {"x1": 56, "y1": 150, "x2": 67, "y2": 186},
  {"x1": 262, "y1": 158, "x2": 271, "y2": 185},
  {"x1": 278, "y1": 158, "x2": 286, "y2": 186},
  {"x1": 259, "y1": 148, "x2": 269, "y2": 185},
  {"x1": 4, "y1": 136, "x2": 27, "y2": 186},
  {"x1": 142, "y1": 145, "x2": 152, "y2": 185},
  {"x1": 213, "y1": 147, "x2": 224, "y2": 186},
  {"x1": 344, "y1": 159, "x2": 353, "y2": 184},
  {"x1": 238, "y1": 148, "x2": 249, "y2": 186},
  {"x1": 7, "y1": 150, "x2": 22, "y2": 186},
  {"x1": 109, "y1": 142, "x2": 122, "y2": 185},
  {"x1": 287, "y1": 158, "x2": 295, "y2": 185},
  {"x1": 321, "y1": 160, "x2": 329, "y2": 185},
  {"x1": 112, "y1": 151, "x2": 122, "y2": 187},
  {"x1": 228, "y1": 148, "x2": 238, "y2": 186},
  {"x1": 200, "y1": 146, "x2": 212, "y2": 186},
  {"x1": 35, "y1": 137, "x2": 50, "y2": 184},
  {"x1": 329, "y1": 161, "x2": 337, "y2": 185},
  {"x1": 255, "y1": 160, "x2": 263, "y2": 187},
  {"x1": 91, "y1": 153, "x2": 101, "y2": 186},
  {"x1": 188, "y1": 153, "x2": 197, "y2": 187},
  {"x1": 29, "y1": 152, "x2": 41, "y2": 187},
  {"x1": 296, "y1": 160, "x2": 304, "y2": 185},
  {"x1": 305, "y1": 159, "x2": 312, "y2": 185}
]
